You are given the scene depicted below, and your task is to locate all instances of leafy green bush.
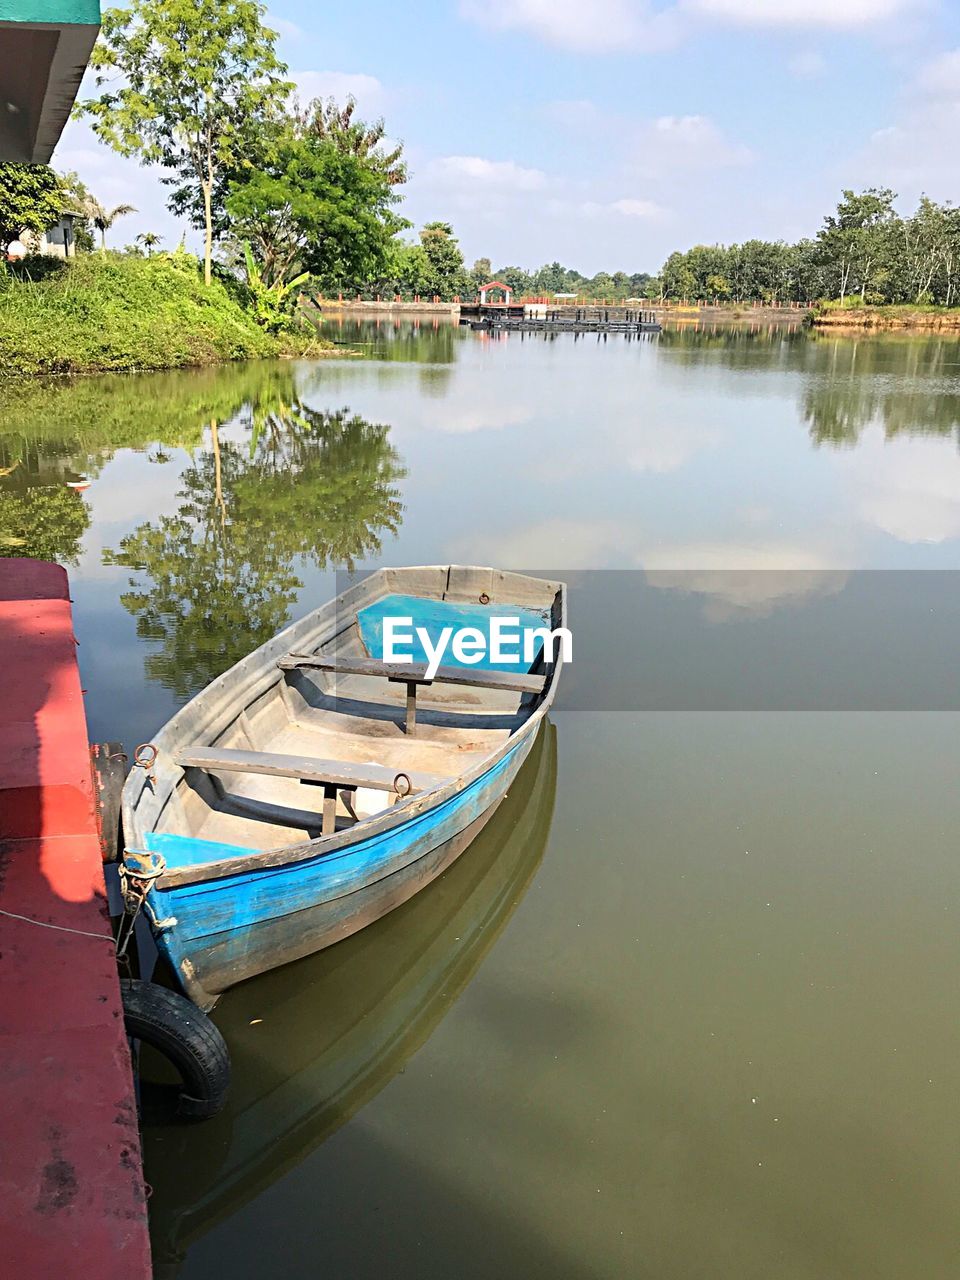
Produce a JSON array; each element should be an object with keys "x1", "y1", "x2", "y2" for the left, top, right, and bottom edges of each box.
[{"x1": 0, "y1": 252, "x2": 286, "y2": 375}]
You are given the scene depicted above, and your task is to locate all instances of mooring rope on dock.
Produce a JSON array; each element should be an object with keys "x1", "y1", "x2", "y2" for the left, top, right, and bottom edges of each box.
[{"x1": 0, "y1": 905, "x2": 117, "y2": 941}]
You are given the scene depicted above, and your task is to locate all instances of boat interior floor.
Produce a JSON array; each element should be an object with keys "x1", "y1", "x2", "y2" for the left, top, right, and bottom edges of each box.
[{"x1": 183, "y1": 683, "x2": 529, "y2": 852}]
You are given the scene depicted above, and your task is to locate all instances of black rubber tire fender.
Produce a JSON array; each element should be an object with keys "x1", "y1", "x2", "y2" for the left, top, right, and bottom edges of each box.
[{"x1": 120, "y1": 978, "x2": 230, "y2": 1119}]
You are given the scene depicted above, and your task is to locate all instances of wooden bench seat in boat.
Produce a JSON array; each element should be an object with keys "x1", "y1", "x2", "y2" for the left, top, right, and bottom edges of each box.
[
  {"x1": 178, "y1": 746, "x2": 444, "y2": 792},
  {"x1": 278, "y1": 653, "x2": 547, "y2": 695},
  {"x1": 279, "y1": 654, "x2": 546, "y2": 735},
  {"x1": 177, "y1": 747, "x2": 446, "y2": 836}
]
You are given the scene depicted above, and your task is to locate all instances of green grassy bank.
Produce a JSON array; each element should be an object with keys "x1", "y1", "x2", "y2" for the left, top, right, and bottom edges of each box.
[{"x1": 0, "y1": 253, "x2": 322, "y2": 375}]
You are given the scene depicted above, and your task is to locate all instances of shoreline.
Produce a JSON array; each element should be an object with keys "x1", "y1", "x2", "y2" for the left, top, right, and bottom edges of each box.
[
  {"x1": 0, "y1": 337, "x2": 344, "y2": 382},
  {"x1": 312, "y1": 299, "x2": 808, "y2": 322},
  {"x1": 810, "y1": 307, "x2": 960, "y2": 332}
]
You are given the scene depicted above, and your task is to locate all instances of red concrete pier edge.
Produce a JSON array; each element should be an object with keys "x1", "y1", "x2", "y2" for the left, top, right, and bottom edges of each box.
[{"x1": 0, "y1": 559, "x2": 151, "y2": 1277}]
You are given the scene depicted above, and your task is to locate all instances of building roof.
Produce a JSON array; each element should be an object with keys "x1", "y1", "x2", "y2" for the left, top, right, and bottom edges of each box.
[
  {"x1": 479, "y1": 280, "x2": 512, "y2": 291},
  {"x1": 0, "y1": 0, "x2": 101, "y2": 163}
]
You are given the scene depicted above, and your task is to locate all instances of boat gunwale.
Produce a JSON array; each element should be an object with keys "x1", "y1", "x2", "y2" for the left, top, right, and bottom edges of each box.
[{"x1": 127, "y1": 566, "x2": 566, "y2": 891}]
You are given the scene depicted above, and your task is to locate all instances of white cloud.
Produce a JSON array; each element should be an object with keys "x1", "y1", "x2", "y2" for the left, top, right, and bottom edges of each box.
[
  {"x1": 459, "y1": 0, "x2": 681, "y2": 53},
  {"x1": 642, "y1": 542, "x2": 842, "y2": 571},
  {"x1": 857, "y1": 52, "x2": 960, "y2": 196},
  {"x1": 788, "y1": 50, "x2": 827, "y2": 79},
  {"x1": 633, "y1": 115, "x2": 753, "y2": 173},
  {"x1": 611, "y1": 197, "x2": 665, "y2": 217},
  {"x1": 291, "y1": 70, "x2": 387, "y2": 112},
  {"x1": 686, "y1": 0, "x2": 920, "y2": 28},
  {"x1": 426, "y1": 155, "x2": 547, "y2": 191},
  {"x1": 462, "y1": 0, "x2": 919, "y2": 52},
  {"x1": 266, "y1": 11, "x2": 304, "y2": 40},
  {"x1": 578, "y1": 197, "x2": 665, "y2": 218},
  {"x1": 916, "y1": 48, "x2": 960, "y2": 100}
]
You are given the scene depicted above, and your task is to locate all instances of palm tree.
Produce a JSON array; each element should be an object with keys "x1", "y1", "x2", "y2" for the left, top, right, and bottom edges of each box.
[
  {"x1": 136, "y1": 231, "x2": 162, "y2": 256},
  {"x1": 81, "y1": 196, "x2": 137, "y2": 251},
  {"x1": 298, "y1": 95, "x2": 406, "y2": 186}
]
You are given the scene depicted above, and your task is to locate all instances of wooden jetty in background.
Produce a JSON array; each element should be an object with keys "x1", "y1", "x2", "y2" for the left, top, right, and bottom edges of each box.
[{"x1": 459, "y1": 303, "x2": 661, "y2": 334}]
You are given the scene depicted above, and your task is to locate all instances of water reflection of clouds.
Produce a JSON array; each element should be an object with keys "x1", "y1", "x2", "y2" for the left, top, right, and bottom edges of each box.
[
  {"x1": 450, "y1": 517, "x2": 628, "y2": 569},
  {"x1": 643, "y1": 566, "x2": 848, "y2": 623},
  {"x1": 834, "y1": 426, "x2": 960, "y2": 545},
  {"x1": 422, "y1": 403, "x2": 536, "y2": 434},
  {"x1": 309, "y1": 325, "x2": 960, "y2": 570},
  {"x1": 450, "y1": 515, "x2": 851, "y2": 626},
  {"x1": 540, "y1": 416, "x2": 722, "y2": 483}
]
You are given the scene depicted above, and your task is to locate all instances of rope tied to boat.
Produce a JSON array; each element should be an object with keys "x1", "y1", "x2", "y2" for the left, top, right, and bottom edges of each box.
[{"x1": 116, "y1": 848, "x2": 169, "y2": 970}]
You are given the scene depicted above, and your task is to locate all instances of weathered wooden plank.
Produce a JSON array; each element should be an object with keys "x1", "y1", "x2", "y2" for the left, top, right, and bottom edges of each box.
[
  {"x1": 321, "y1": 782, "x2": 338, "y2": 837},
  {"x1": 404, "y1": 680, "x2": 417, "y2": 735},
  {"x1": 278, "y1": 653, "x2": 547, "y2": 695},
  {"x1": 177, "y1": 746, "x2": 444, "y2": 794}
]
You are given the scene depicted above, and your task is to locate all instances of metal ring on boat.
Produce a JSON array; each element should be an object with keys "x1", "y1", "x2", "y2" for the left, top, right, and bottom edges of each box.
[
  {"x1": 479, "y1": 592, "x2": 490, "y2": 604},
  {"x1": 133, "y1": 743, "x2": 159, "y2": 770},
  {"x1": 393, "y1": 772, "x2": 412, "y2": 799}
]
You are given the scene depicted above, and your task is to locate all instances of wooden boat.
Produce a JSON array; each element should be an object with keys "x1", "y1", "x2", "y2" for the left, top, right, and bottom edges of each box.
[
  {"x1": 144, "y1": 722, "x2": 557, "y2": 1272},
  {"x1": 121, "y1": 566, "x2": 566, "y2": 1009}
]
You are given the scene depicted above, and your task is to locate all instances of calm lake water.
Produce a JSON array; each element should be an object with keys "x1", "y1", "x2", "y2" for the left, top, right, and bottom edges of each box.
[{"x1": 4, "y1": 318, "x2": 960, "y2": 1278}]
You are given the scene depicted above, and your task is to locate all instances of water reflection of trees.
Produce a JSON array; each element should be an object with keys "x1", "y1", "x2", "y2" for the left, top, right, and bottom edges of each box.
[
  {"x1": 104, "y1": 402, "x2": 405, "y2": 698},
  {"x1": 655, "y1": 324, "x2": 807, "y2": 370},
  {"x1": 658, "y1": 327, "x2": 960, "y2": 447},
  {"x1": 0, "y1": 362, "x2": 302, "y2": 473},
  {"x1": 800, "y1": 337, "x2": 960, "y2": 447},
  {"x1": 0, "y1": 479, "x2": 90, "y2": 563},
  {"x1": 0, "y1": 364, "x2": 309, "y2": 564},
  {"x1": 316, "y1": 317, "x2": 460, "y2": 363}
]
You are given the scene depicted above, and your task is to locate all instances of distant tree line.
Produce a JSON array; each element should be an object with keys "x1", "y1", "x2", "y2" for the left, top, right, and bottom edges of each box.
[
  {"x1": 657, "y1": 190, "x2": 960, "y2": 307},
  {"x1": 351, "y1": 227, "x2": 658, "y2": 302},
  {"x1": 354, "y1": 189, "x2": 960, "y2": 308}
]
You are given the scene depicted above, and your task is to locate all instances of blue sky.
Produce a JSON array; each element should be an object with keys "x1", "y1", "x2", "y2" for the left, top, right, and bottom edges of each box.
[{"x1": 56, "y1": 0, "x2": 960, "y2": 274}]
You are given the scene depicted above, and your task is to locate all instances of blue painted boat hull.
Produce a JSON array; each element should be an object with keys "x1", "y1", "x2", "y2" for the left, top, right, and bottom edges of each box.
[
  {"x1": 148, "y1": 727, "x2": 538, "y2": 1007},
  {"x1": 123, "y1": 566, "x2": 566, "y2": 1009}
]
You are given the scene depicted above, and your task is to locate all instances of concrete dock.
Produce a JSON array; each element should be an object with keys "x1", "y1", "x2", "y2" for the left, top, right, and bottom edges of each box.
[{"x1": 0, "y1": 559, "x2": 150, "y2": 1277}]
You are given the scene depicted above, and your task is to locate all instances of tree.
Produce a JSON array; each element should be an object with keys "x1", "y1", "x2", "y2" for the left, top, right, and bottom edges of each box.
[
  {"x1": 77, "y1": 0, "x2": 291, "y2": 286},
  {"x1": 0, "y1": 164, "x2": 63, "y2": 249},
  {"x1": 225, "y1": 125, "x2": 406, "y2": 292},
  {"x1": 389, "y1": 241, "x2": 433, "y2": 296},
  {"x1": 297, "y1": 96, "x2": 406, "y2": 187},
  {"x1": 629, "y1": 271, "x2": 656, "y2": 297},
  {"x1": 79, "y1": 195, "x2": 136, "y2": 251},
  {"x1": 590, "y1": 270, "x2": 616, "y2": 298},
  {"x1": 58, "y1": 171, "x2": 96, "y2": 251},
  {"x1": 661, "y1": 250, "x2": 697, "y2": 301},
  {"x1": 494, "y1": 265, "x2": 534, "y2": 297},
  {"x1": 418, "y1": 222, "x2": 469, "y2": 299},
  {"x1": 533, "y1": 261, "x2": 570, "y2": 294},
  {"x1": 136, "y1": 231, "x2": 163, "y2": 256},
  {"x1": 469, "y1": 257, "x2": 493, "y2": 293},
  {"x1": 239, "y1": 241, "x2": 309, "y2": 331},
  {"x1": 816, "y1": 188, "x2": 897, "y2": 303}
]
